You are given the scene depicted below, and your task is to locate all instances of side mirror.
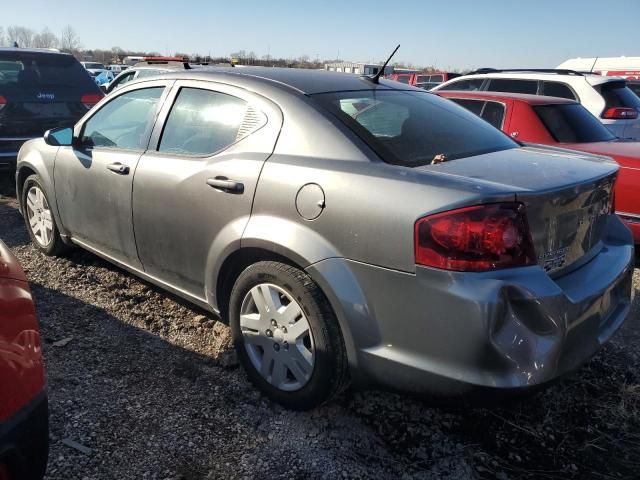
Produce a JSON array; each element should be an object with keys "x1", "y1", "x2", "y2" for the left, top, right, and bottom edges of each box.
[
  {"x1": 44, "y1": 127, "x2": 74, "y2": 147},
  {"x1": 100, "y1": 84, "x2": 108, "y2": 94}
]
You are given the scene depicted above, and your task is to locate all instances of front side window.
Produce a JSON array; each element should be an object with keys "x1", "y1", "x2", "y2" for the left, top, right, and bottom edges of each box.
[
  {"x1": 110, "y1": 71, "x2": 136, "y2": 90},
  {"x1": 314, "y1": 90, "x2": 517, "y2": 167},
  {"x1": 159, "y1": 88, "x2": 262, "y2": 156},
  {"x1": 533, "y1": 103, "x2": 616, "y2": 143},
  {"x1": 438, "y1": 78, "x2": 484, "y2": 91},
  {"x1": 487, "y1": 79, "x2": 538, "y2": 95},
  {"x1": 82, "y1": 87, "x2": 164, "y2": 150}
]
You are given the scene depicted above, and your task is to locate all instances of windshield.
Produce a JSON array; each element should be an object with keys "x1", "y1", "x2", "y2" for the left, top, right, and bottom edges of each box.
[
  {"x1": 533, "y1": 103, "x2": 616, "y2": 143},
  {"x1": 313, "y1": 90, "x2": 518, "y2": 167},
  {"x1": 0, "y1": 51, "x2": 94, "y2": 89},
  {"x1": 599, "y1": 81, "x2": 640, "y2": 109}
]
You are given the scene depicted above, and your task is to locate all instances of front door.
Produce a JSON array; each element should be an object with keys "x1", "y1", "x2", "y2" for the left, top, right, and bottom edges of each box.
[
  {"x1": 132, "y1": 81, "x2": 282, "y2": 297},
  {"x1": 54, "y1": 83, "x2": 169, "y2": 268}
]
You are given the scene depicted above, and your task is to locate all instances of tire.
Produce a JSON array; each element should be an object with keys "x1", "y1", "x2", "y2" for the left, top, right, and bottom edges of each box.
[
  {"x1": 229, "y1": 261, "x2": 349, "y2": 410},
  {"x1": 22, "y1": 174, "x2": 67, "y2": 256}
]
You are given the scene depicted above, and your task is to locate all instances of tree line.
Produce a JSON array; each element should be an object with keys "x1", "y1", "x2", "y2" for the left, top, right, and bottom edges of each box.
[{"x1": 0, "y1": 24, "x2": 448, "y2": 72}]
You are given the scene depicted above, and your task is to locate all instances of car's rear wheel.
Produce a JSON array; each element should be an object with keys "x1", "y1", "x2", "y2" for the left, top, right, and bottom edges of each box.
[
  {"x1": 229, "y1": 261, "x2": 349, "y2": 410},
  {"x1": 22, "y1": 174, "x2": 66, "y2": 256}
]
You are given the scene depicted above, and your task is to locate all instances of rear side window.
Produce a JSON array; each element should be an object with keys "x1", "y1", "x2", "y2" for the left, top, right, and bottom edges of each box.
[
  {"x1": 487, "y1": 79, "x2": 538, "y2": 95},
  {"x1": 599, "y1": 81, "x2": 640, "y2": 109},
  {"x1": 0, "y1": 51, "x2": 95, "y2": 90},
  {"x1": 82, "y1": 87, "x2": 164, "y2": 150},
  {"x1": 533, "y1": 103, "x2": 616, "y2": 143},
  {"x1": 438, "y1": 78, "x2": 484, "y2": 91},
  {"x1": 480, "y1": 102, "x2": 506, "y2": 129},
  {"x1": 542, "y1": 81, "x2": 576, "y2": 100},
  {"x1": 159, "y1": 88, "x2": 265, "y2": 156},
  {"x1": 314, "y1": 90, "x2": 517, "y2": 167}
]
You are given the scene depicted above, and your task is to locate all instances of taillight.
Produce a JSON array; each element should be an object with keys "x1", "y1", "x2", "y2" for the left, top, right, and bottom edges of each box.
[
  {"x1": 414, "y1": 203, "x2": 537, "y2": 272},
  {"x1": 602, "y1": 107, "x2": 638, "y2": 119},
  {"x1": 0, "y1": 464, "x2": 9, "y2": 480},
  {"x1": 80, "y1": 93, "x2": 103, "y2": 109},
  {"x1": 0, "y1": 95, "x2": 6, "y2": 112}
]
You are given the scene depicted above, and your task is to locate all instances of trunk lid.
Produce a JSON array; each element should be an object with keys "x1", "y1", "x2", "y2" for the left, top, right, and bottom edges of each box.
[{"x1": 420, "y1": 145, "x2": 618, "y2": 274}]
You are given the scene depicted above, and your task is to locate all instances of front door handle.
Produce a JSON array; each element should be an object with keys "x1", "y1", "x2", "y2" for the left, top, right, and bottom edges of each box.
[
  {"x1": 107, "y1": 162, "x2": 130, "y2": 175},
  {"x1": 206, "y1": 177, "x2": 244, "y2": 194}
]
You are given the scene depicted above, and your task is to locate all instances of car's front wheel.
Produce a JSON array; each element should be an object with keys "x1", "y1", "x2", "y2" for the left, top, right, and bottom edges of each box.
[
  {"x1": 22, "y1": 174, "x2": 66, "y2": 256},
  {"x1": 229, "y1": 261, "x2": 349, "y2": 410}
]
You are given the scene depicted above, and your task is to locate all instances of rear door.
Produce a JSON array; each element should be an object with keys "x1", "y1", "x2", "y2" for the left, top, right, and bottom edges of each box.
[
  {"x1": 0, "y1": 50, "x2": 102, "y2": 159},
  {"x1": 54, "y1": 80, "x2": 171, "y2": 268},
  {"x1": 132, "y1": 80, "x2": 283, "y2": 297}
]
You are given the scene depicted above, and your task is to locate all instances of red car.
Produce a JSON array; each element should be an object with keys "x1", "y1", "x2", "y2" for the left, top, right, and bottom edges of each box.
[
  {"x1": 438, "y1": 90, "x2": 640, "y2": 243},
  {"x1": 388, "y1": 71, "x2": 460, "y2": 90},
  {"x1": 0, "y1": 241, "x2": 47, "y2": 480}
]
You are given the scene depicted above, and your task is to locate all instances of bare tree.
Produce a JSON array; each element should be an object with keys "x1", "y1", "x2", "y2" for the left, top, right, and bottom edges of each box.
[
  {"x1": 34, "y1": 27, "x2": 58, "y2": 48},
  {"x1": 7, "y1": 26, "x2": 35, "y2": 48},
  {"x1": 59, "y1": 25, "x2": 81, "y2": 52},
  {"x1": 0, "y1": 27, "x2": 5, "y2": 47}
]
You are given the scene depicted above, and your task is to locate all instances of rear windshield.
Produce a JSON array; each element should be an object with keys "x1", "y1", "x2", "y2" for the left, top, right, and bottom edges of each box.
[
  {"x1": 628, "y1": 82, "x2": 640, "y2": 98},
  {"x1": 0, "y1": 51, "x2": 94, "y2": 90},
  {"x1": 84, "y1": 62, "x2": 105, "y2": 70},
  {"x1": 533, "y1": 103, "x2": 616, "y2": 143},
  {"x1": 599, "y1": 81, "x2": 640, "y2": 109},
  {"x1": 313, "y1": 90, "x2": 517, "y2": 167}
]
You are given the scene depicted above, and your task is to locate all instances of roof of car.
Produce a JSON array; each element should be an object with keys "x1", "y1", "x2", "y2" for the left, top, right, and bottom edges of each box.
[
  {"x1": 159, "y1": 66, "x2": 404, "y2": 94},
  {"x1": 0, "y1": 47, "x2": 69, "y2": 56},
  {"x1": 437, "y1": 90, "x2": 577, "y2": 105},
  {"x1": 438, "y1": 71, "x2": 618, "y2": 87}
]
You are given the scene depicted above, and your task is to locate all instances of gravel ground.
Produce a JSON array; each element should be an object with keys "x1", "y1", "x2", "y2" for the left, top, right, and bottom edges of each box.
[{"x1": 2, "y1": 178, "x2": 639, "y2": 480}]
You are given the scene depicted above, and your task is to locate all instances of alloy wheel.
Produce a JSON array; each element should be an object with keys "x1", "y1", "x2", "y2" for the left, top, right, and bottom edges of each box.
[
  {"x1": 26, "y1": 186, "x2": 54, "y2": 248},
  {"x1": 240, "y1": 283, "x2": 315, "y2": 391}
]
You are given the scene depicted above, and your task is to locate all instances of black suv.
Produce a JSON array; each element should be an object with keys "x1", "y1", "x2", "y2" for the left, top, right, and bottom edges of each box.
[{"x1": 0, "y1": 48, "x2": 103, "y2": 172}]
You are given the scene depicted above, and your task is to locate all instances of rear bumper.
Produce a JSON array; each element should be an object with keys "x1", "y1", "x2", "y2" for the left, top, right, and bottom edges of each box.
[
  {"x1": 0, "y1": 392, "x2": 48, "y2": 480},
  {"x1": 309, "y1": 214, "x2": 634, "y2": 395}
]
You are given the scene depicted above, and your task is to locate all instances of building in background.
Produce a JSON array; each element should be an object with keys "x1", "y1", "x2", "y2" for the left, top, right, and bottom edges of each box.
[{"x1": 324, "y1": 62, "x2": 420, "y2": 76}]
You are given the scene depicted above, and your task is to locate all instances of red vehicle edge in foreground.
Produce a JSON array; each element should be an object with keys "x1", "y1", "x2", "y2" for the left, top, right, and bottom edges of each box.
[
  {"x1": 0, "y1": 240, "x2": 48, "y2": 480},
  {"x1": 437, "y1": 90, "x2": 640, "y2": 243}
]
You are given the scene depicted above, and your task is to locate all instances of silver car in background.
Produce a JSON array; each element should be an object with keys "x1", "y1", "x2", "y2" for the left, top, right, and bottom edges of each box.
[{"x1": 15, "y1": 68, "x2": 634, "y2": 409}]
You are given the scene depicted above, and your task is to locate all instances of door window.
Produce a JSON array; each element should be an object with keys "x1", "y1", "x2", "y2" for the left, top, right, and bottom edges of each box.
[
  {"x1": 438, "y1": 78, "x2": 484, "y2": 91},
  {"x1": 81, "y1": 87, "x2": 164, "y2": 150},
  {"x1": 450, "y1": 98, "x2": 485, "y2": 115},
  {"x1": 159, "y1": 88, "x2": 262, "y2": 156},
  {"x1": 487, "y1": 79, "x2": 538, "y2": 95}
]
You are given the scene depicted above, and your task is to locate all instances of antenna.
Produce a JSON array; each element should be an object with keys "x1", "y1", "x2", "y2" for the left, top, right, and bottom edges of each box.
[
  {"x1": 367, "y1": 44, "x2": 400, "y2": 84},
  {"x1": 589, "y1": 56, "x2": 599, "y2": 73}
]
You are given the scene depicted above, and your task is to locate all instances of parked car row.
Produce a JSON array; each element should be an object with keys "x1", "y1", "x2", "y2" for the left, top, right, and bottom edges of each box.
[{"x1": 2, "y1": 47, "x2": 639, "y2": 478}]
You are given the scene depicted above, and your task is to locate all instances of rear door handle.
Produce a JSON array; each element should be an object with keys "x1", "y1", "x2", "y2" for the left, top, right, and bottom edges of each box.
[
  {"x1": 206, "y1": 177, "x2": 244, "y2": 194},
  {"x1": 106, "y1": 162, "x2": 130, "y2": 175}
]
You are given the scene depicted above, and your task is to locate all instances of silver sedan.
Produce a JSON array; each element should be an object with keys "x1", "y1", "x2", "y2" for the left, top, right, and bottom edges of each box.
[{"x1": 15, "y1": 68, "x2": 634, "y2": 409}]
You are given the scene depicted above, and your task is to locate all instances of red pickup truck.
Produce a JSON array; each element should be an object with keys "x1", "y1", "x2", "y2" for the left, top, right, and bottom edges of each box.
[
  {"x1": 438, "y1": 90, "x2": 640, "y2": 244},
  {"x1": 388, "y1": 72, "x2": 460, "y2": 90}
]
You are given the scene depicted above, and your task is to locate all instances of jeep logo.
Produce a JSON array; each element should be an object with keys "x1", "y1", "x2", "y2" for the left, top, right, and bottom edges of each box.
[{"x1": 37, "y1": 92, "x2": 55, "y2": 101}]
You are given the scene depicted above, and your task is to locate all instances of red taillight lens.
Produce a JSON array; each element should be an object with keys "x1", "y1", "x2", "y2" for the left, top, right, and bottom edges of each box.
[
  {"x1": 415, "y1": 203, "x2": 537, "y2": 272},
  {"x1": 0, "y1": 95, "x2": 6, "y2": 112},
  {"x1": 602, "y1": 107, "x2": 638, "y2": 119},
  {"x1": 80, "y1": 93, "x2": 103, "y2": 109},
  {"x1": 0, "y1": 464, "x2": 9, "y2": 480}
]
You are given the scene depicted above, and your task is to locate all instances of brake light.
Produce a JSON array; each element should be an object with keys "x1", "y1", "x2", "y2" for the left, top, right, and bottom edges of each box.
[
  {"x1": 602, "y1": 107, "x2": 638, "y2": 119},
  {"x1": 80, "y1": 93, "x2": 103, "y2": 109},
  {"x1": 0, "y1": 95, "x2": 6, "y2": 112},
  {"x1": 414, "y1": 203, "x2": 537, "y2": 272}
]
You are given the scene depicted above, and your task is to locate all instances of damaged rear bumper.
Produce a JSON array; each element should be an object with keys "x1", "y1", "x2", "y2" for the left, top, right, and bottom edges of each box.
[{"x1": 308, "y1": 215, "x2": 634, "y2": 395}]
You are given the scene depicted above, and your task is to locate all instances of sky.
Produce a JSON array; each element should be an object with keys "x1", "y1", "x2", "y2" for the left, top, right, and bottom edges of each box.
[{"x1": 2, "y1": 0, "x2": 639, "y2": 69}]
